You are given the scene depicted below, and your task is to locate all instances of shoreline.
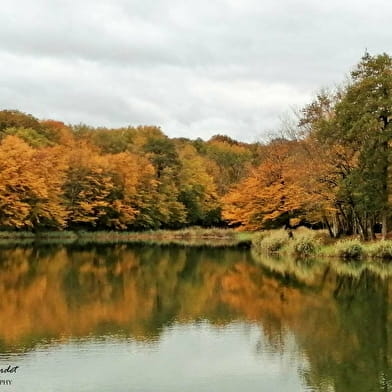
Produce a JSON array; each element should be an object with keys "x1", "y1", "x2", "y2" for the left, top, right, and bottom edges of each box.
[{"x1": 0, "y1": 228, "x2": 253, "y2": 248}]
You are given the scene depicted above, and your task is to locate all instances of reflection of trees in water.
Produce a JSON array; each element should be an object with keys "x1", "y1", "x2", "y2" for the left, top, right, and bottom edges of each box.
[
  {"x1": 1, "y1": 245, "x2": 392, "y2": 391},
  {"x1": 252, "y1": 251, "x2": 392, "y2": 392},
  {"x1": 302, "y1": 271, "x2": 392, "y2": 392},
  {"x1": 0, "y1": 245, "x2": 252, "y2": 349}
]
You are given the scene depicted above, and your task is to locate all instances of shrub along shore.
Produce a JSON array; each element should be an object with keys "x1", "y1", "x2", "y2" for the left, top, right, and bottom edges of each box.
[{"x1": 252, "y1": 227, "x2": 392, "y2": 261}]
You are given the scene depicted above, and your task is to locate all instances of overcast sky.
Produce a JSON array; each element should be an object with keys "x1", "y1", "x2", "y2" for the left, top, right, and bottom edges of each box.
[{"x1": 0, "y1": 0, "x2": 391, "y2": 142}]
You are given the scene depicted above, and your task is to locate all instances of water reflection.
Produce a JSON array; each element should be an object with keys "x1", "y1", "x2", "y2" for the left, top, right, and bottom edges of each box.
[
  {"x1": 0, "y1": 244, "x2": 391, "y2": 391},
  {"x1": 0, "y1": 245, "x2": 255, "y2": 350}
]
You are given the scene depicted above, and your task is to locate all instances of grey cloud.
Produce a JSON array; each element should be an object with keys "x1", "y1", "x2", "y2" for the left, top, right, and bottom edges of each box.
[{"x1": 0, "y1": 0, "x2": 391, "y2": 141}]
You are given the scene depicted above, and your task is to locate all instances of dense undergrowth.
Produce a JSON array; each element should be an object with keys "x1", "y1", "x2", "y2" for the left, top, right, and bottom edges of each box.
[{"x1": 252, "y1": 227, "x2": 392, "y2": 261}]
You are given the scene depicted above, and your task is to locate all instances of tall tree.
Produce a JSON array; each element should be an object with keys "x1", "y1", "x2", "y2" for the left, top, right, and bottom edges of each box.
[
  {"x1": 178, "y1": 144, "x2": 220, "y2": 225},
  {"x1": 340, "y1": 53, "x2": 392, "y2": 238},
  {"x1": 315, "y1": 53, "x2": 392, "y2": 238},
  {"x1": 0, "y1": 136, "x2": 68, "y2": 229}
]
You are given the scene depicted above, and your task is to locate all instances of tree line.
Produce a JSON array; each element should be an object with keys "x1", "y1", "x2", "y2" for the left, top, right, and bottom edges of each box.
[
  {"x1": 0, "y1": 52, "x2": 391, "y2": 238},
  {"x1": 223, "y1": 52, "x2": 392, "y2": 240},
  {"x1": 0, "y1": 110, "x2": 260, "y2": 231}
]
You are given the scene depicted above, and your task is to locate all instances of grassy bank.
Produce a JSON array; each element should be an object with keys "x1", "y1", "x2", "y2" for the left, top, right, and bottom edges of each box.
[
  {"x1": 251, "y1": 228, "x2": 392, "y2": 281},
  {"x1": 252, "y1": 227, "x2": 392, "y2": 261},
  {"x1": 0, "y1": 228, "x2": 254, "y2": 247}
]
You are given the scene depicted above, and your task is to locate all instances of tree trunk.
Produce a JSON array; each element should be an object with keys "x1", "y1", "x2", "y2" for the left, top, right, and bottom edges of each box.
[
  {"x1": 324, "y1": 217, "x2": 334, "y2": 238},
  {"x1": 381, "y1": 116, "x2": 390, "y2": 240},
  {"x1": 382, "y1": 212, "x2": 388, "y2": 240},
  {"x1": 353, "y1": 210, "x2": 366, "y2": 240},
  {"x1": 367, "y1": 220, "x2": 375, "y2": 241}
]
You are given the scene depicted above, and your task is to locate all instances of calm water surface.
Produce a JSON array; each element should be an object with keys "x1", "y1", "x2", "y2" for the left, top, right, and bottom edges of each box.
[{"x1": 0, "y1": 244, "x2": 391, "y2": 391}]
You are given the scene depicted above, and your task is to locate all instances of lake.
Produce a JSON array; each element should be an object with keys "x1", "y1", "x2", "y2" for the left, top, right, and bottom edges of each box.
[{"x1": 0, "y1": 244, "x2": 391, "y2": 391}]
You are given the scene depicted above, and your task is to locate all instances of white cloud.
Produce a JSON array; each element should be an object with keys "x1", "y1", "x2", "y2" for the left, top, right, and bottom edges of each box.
[{"x1": 0, "y1": 0, "x2": 391, "y2": 141}]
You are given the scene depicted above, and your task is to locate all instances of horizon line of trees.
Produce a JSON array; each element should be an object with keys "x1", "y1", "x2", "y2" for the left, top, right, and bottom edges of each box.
[
  {"x1": 0, "y1": 52, "x2": 391, "y2": 239},
  {"x1": 0, "y1": 109, "x2": 261, "y2": 231}
]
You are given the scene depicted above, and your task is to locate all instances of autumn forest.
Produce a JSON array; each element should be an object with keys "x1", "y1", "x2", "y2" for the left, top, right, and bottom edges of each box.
[{"x1": 1, "y1": 53, "x2": 392, "y2": 240}]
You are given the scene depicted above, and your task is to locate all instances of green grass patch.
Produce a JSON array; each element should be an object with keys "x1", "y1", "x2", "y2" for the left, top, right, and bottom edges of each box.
[
  {"x1": 252, "y1": 229, "x2": 289, "y2": 254},
  {"x1": 331, "y1": 239, "x2": 364, "y2": 260},
  {"x1": 366, "y1": 241, "x2": 392, "y2": 260},
  {"x1": 252, "y1": 227, "x2": 322, "y2": 258},
  {"x1": 288, "y1": 229, "x2": 319, "y2": 258}
]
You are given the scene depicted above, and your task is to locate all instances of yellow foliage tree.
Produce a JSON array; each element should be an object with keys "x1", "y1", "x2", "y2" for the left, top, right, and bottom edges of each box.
[
  {"x1": 0, "y1": 136, "x2": 68, "y2": 229},
  {"x1": 64, "y1": 142, "x2": 136, "y2": 229},
  {"x1": 178, "y1": 144, "x2": 219, "y2": 225}
]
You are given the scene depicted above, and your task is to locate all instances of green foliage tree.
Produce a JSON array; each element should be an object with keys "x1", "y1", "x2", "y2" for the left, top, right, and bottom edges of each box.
[
  {"x1": 204, "y1": 137, "x2": 253, "y2": 195},
  {"x1": 304, "y1": 53, "x2": 392, "y2": 239},
  {"x1": 4, "y1": 127, "x2": 52, "y2": 147},
  {"x1": 334, "y1": 53, "x2": 392, "y2": 238},
  {"x1": 0, "y1": 110, "x2": 42, "y2": 134}
]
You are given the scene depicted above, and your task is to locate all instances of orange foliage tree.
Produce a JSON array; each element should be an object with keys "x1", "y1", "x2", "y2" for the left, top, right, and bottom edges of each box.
[
  {"x1": 0, "y1": 136, "x2": 68, "y2": 229},
  {"x1": 222, "y1": 140, "x2": 304, "y2": 230}
]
